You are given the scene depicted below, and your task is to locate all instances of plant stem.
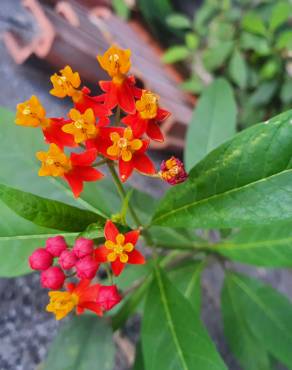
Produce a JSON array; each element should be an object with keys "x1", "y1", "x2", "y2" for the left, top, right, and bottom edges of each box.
[
  {"x1": 92, "y1": 158, "x2": 108, "y2": 167},
  {"x1": 104, "y1": 263, "x2": 113, "y2": 285}
]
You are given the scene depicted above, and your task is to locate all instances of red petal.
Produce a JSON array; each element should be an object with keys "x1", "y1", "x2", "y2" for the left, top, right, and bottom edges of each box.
[
  {"x1": 80, "y1": 302, "x2": 103, "y2": 316},
  {"x1": 111, "y1": 259, "x2": 125, "y2": 276},
  {"x1": 66, "y1": 282, "x2": 76, "y2": 293},
  {"x1": 64, "y1": 173, "x2": 83, "y2": 198},
  {"x1": 75, "y1": 94, "x2": 110, "y2": 117},
  {"x1": 73, "y1": 279, "x2": 91, "y2": 295},
  {"x1": 44, "y1": 119, "x2": 76, "y2": 149},
  {"x1": 122, "y1": 113, "x2": 147, "y2": 137},
  {"x1": 133, "y1": 153, "x2": 156, "y2": 175},
  {"x1": 117, "y1": 80, "x2": 136, "y2": 114},
  {"x1": 70, "y1": 149, "x2": 97, "y2": 166},
  {"x1": 125, "y1": 230, "x2": 140, "y2": 245},
  {"x1": 79, "y1": 284, "x2": 100, "y2": 303},
  {"x1": 71, "y1": 167, "x2": 104, "y2": 182},
  {"x1": 97, "y1": 116, "x2": 110, "y2": 127},
  {"x1": 99, "y1": 81, "x2": 118, "y2": 110},
  {"x1": 128, "y1": 249, "x2": 145, "y2": 264},
  {"x1": 146, "y1": 121, "x2": 164, "y2": 142},
  {"x1": 97, "y1": 285, "x2": 122, "y2": 311},
  {"x1": 104, "y1": 220, "x2": 119, "y2": 242},
  {"x1": 119, "y1": 159, "x2": 134, "y2": 182},
  {"x1": 156, "y1": 108, "x2": 171, "y2": 121},
  {"x1": 94, "y1": 245, "x2": 109, "y2": 263},
  {"x1": 99, "y1": 81, "x2": 112, "y2": 92},
  {"x1": 76, "y1": 306, "x2": 85, "y2": 315}
]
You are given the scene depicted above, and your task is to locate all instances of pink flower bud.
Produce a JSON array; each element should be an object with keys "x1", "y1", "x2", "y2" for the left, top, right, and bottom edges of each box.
[
  {"x1": 73, "y1": 238, "x2": 94, "y2": 259},
  {"x1": 40, "y1": 266, "x2": 65, "y2": 289},
  {"x1": 97, "y1": 285, "x2": 122, "y2": 311},
  {"x1": 75, "y1": 256, "x2": 99, "y2": 280},
  {"x1": 159, "y1": 156, "x2": 188, "y2": 185},
  {"x1": 29, "y1": 248, "x2": 53, "y2": 271},
  {"x1": 59, "y1": 250, "x2": 77, "y2": 270},
  {"x1": 45, "y1": 236, "x2": 67, "y2": 257}
]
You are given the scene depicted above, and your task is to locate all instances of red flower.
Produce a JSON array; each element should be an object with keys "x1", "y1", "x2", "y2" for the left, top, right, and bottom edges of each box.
[
  {"x1": 36, "y1": 144, "x2": 104, "y2": 197},
  {"x1": 98, "y1": 127, "x2": 156, "y2": 182},
  {"x1": 97, "y1": 285, "x2": 122, "y2": 311},
  {"x1": 74, "y1": 87, "x2": 111, "y2": 126},
  {"x1": 43, "y1": 118, "x2": 77, "y2": 149},
  {"x1": 122, "y1": 90, "x2": 170, "y2": 142},
  {"x1": 95, "y1": 220, "x2": 145, "y2": 276},
  {"x1": 99, "y1": 76, "x2": 140, "y2": 114}
]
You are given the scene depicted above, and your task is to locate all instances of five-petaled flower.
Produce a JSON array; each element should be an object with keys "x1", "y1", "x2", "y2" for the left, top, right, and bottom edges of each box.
[
  {"x1": 99, "y1": 127, "x2": 156, "y2": 182},
  {"x1": 15, "y1": 96, "x2": 76, "y2": 149},
  {"x1": 36, "y1": 143, "x2": 103, "y2": 197},
  {"x1": 62, "y1": 108, "x2": 98, "y2": 144},
  {"x1": 97, "y1": 45, "x2": 140, "y2": 114},
  {"x1": 95, "y1": 220, "x2": 145, "y2": 276},
  {"x1": 122, "y1": 90, "x2": 170, "y2": 142},
  {"x1": 46, "y1": 279, "x2": 102, "y2": 320},
  {"x1": 50, "y1": 65, "x2": 81, "y2": 101}
]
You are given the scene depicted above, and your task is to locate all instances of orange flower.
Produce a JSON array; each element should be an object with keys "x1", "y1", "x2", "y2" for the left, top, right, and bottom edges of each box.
[
  {"x1": 46, "y1": 280, "x2": 102, "y2": 320},
  {"x1": 122, "y1": 90, "x2": 170, "y2": 142},
  {"x1": 15, "y1": 96, "x2": 76, "y2": 149},
  {"x1": 62, "y1": 108, "x2": 98, "y2": 144},
  {"x1": 36, "y1": 144, "x2": 103, "y2": 197},
  {"x1": 159, "y1": 156, "x2": 188, "y2": 185},
  {"x1": 95, "y1": 220, "x2": 145, "y2": 276},
  {"x1": 50, "y1": 65, "x2": 81, "y2": 101},
  {"x1": 97, "y1": 46, "x2": 140, "y2": 114},
  {"x1": 98, "y1": 127, "x2": 155, "y2": 182}
]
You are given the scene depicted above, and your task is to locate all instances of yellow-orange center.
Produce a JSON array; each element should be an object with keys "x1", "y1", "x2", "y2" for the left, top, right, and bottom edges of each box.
[
  {"x1": 36, "y1": 143, "x2": 72, "y2": 177},
  {"x1": 105, "y1": 233, "x2": 134, "y2": 263},
  {"x1": 46, "y1": 291, "x2": 79, "y2": 320},
  {"x1": 62, "y1": 108, "x2": 97, "y2": 144},
  {"x1": 136, "y1": 91, "x2": 159, "y2": 119},
  {"x1": 107, "y1": 128, "x2": 143, "y2": 162}
]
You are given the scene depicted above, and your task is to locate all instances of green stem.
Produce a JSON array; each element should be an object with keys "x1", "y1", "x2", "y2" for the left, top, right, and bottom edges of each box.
[
  {"x1": 92, "y1": 158, "x2": 108, "y2": 167},
  {"x1": 104, "y1": 263, "x2": 113, "y2": 285}
]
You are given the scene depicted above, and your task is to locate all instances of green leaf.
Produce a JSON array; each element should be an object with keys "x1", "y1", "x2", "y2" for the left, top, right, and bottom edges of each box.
[
  {"x1": 142, "y1": 266, "x2": 227, "y2": 370},
  {"x1": 152, "y1": 110, "x2": 292, "y2": 229},
  {"x1": 215, "y1": 222, "x2": 292, "y2": 267},
  {"x1": 185, "y1": 78, "x2": 237, "y2": 170},
  {"x1": 0, "y1": 183, "x2": 103, "y2": 232},
  {"x1": 133, "y1": 342, "x2": 145, "y2": 370},
  {"x1": 240, "y1": 32, "x2": 271, "y2": 56},
  {"x1": 260, "y1": 59, "x2": 280, "y2": 80},
  {"x1": 269, "y1": 2, "x2": 291, "y2": 31},
  {"x1": 202, "y1": 41, "x2": 234, "y2": 71},
  {"x1": 180, "y1": 76, "x2": 204, "y2": 94},
  {"x1": 185, "y1": 32, "x2": 199, "y2": 50},
  {"x1": 276, "y1": 30, "x2": 292, "y2": 50},
  {"x1": 280, "y1": 78, "x2": 292, "y2": 104},
  {"x1": 242, "y1": 12, "x2": 267, "y2": 36},
  {"x1": 221, "y1": 276, "x2": 272, "y2": 370},
  {"x1": 112, "y1": 0, "x2": 130, "y2": 20},
  {"x1": 44, "y1": 316, "x2": 115, "y2": 370},
  {"x1": 249, "y1": 81, "x2": 278, "y2": 106},
  {"x1": 169, "y1": 260, "x2": 203, "y2": 311},
  {"x1": 225, "y1": 272, "x2": 292, "y2": 369},
  {"x1": 166, "y1": 13, "x2": 191, "y2": 29},
  {"x1": 228, "y1": 49, "x2": 247, "y2": 88},
  {"x1": 162, "y1": 46, "x2": 190, "y2": 64}
]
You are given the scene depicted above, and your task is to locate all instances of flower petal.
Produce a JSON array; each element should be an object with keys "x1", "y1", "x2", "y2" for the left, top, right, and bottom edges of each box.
[
  {"x1": 119, "y1": 159, "x2": 134, "y2": 182},
  {"x1": 133, "y1": 153, "x2": 156, "y2": 175},
  {"x1": 104, "y1": 220, "x2": 119, "y2": 242},
  {"x1": 70, "y1": 149, "x2": 97, "y2": 166},
  {"x1": 128, "y1": 249, "x2": 145, "y2": 264},
  {"x1": 146, "y1": 121, "x2": 164, "y2": 142},
  {"x1": 64, "y1": 173, "x2": 83, "y2": 198},
  {"x1": 124, "y1": 230, "x2": 140, "y2": 245},
  {"x1": 111, "y1": 259, "x2": 125, "y2": 276},
  {"x1": 94, "y1": 245, "x2": 109, "y2": 263}
]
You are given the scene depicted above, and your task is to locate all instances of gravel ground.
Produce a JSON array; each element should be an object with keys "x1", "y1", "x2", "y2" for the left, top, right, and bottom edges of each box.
[{"x1": 0, "y1": 2, "x2": 291, "y2": 369}]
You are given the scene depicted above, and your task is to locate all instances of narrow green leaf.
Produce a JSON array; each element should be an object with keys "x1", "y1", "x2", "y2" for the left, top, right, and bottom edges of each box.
[
  {"x1": 44, "y1": 316, "x2": 115, "y2": 370},
  {"x1": 185, "y1": 78, "x2": 237, "y2": 170},
  {"x1": 280, "y1": 78, "x2": 292, "y2": 104},
  {"x1": 133, "y1": 341, "x2": 145, "y2": 370},
  {"x1": 185, "y1": 32, "x2": 199, "y2": 50},
  {"x1": 276, "y1": 30, "x2": 292, "y2": 50},
  {"x1": 142, "y1": 266, "x2": 227, "y2": 370},
  {"x1": 162, "y1": 46, "x2": 190, "y2": 64},
  {"x1": 0, "y1": 183, "x2": 103, "y2": 232},
  {"x1": 225, "y1": 273, "x2": 292, "y2": 369},
  {"x1": 214, "y1": 222, "x2": 292, "y2": 267},
  {"x1": 221, "y1": 276, "x2": 272, "y2": 370},
  {"x1": 152, "y1": 110, "x2": 292, "y2": 229},
  {"x1": 166, "y1": 13, "x2": 191, "y2": 29},
  {"x1": 228, "y1": 49, "x2": 247, "y2": 88},
  {"x1": 202, "y1": 41, "x2": 234, "y2": 71}
]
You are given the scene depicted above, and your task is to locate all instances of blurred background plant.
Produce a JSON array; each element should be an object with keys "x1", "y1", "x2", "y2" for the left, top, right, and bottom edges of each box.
[{"x1": 149, "y1": 0, "x2": 292, "y2": 129}]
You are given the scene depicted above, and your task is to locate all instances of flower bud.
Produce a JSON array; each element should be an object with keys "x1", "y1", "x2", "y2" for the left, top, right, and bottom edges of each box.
[
  {"x1": 59, "y1": 250, "x2": 77, "y2": 270},
  {"x1": 29, "y1": 248, "x2": 53, "y2": 271},
  {"x1": 46, "y1": 236, "x2": 67, "y2": 257},
  {"x1": 159, "y1": 156, "x2": 188, "y2": 185},
  {"x1": 41, "y1": 266, "x2": 65, "y2": 289},
  {"x1": 75, "y1": 256, "x2": 99, "y2": 280},
  {"x1": 97, "y1": 285, "x2": 122, "y2": 311},
  {"x1": 73, "y1": 238, "x2": 94, "y2": 259}
]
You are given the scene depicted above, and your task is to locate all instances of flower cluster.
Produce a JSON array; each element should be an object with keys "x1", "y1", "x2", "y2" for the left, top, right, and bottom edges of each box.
[
  {"x1": 17, "y1": 45, "x2": 188, "y2": 321},
  {"x1": 16, "y1": 45, "x2": 187, "y2": 197},
  {"x1": 28, "y1": 221, "x2": 144, "y2": 320}
]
